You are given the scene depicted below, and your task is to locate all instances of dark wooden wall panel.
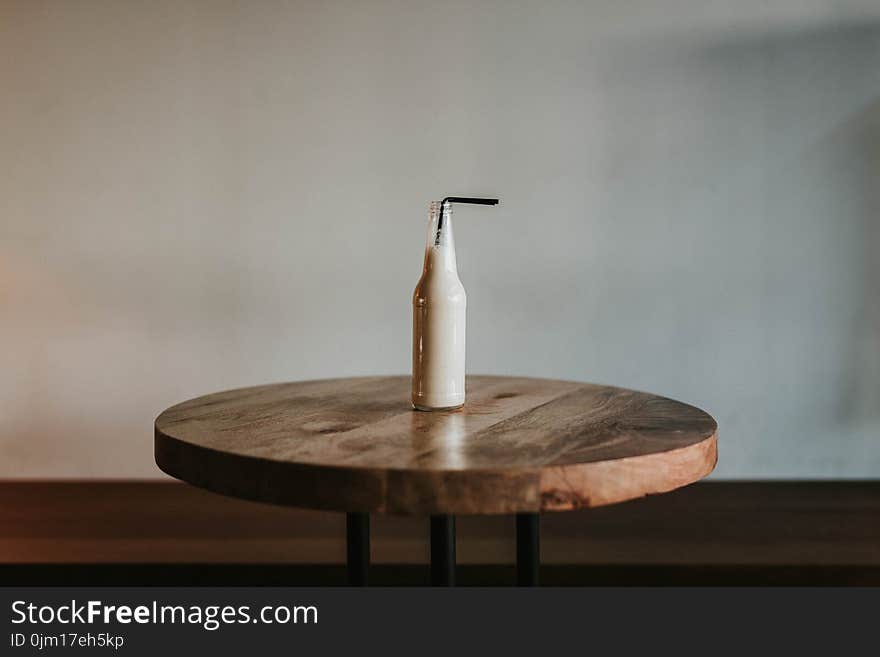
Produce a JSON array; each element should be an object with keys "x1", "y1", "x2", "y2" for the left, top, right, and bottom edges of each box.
[{"x1": 1, "y1": 480, "x2": 878, "y2": 585}]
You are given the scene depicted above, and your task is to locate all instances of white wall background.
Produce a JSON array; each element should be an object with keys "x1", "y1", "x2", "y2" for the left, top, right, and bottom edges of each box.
[{"x1": 2, "y1": 0, "x2": 879, "y2": 478}]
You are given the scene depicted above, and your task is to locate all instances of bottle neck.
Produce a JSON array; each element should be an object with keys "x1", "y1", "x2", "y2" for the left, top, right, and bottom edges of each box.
[{"x1": 423, "y1": 202, "x2": 458, "y2": 273}]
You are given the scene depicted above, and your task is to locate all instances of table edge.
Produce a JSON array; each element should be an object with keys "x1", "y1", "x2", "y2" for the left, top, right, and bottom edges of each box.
[{"x1": 154, "y1": 425, "x2": 717, "y2": 515}]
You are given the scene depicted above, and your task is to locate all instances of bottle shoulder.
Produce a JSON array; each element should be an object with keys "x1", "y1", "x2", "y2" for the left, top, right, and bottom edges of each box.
[{"x1": 413, "y1": 271, "x2": 466, "y2": 306}]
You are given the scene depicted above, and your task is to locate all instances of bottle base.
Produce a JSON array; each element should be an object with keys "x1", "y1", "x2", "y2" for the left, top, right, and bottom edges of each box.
[{"x1": 412, "y1": 401, "x2": 465, "y2": 412}]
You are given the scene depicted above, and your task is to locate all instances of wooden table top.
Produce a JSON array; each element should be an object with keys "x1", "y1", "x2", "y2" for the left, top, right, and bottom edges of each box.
[{"x1": 154, "y1": 376, "x2": 717, "y2": 515}]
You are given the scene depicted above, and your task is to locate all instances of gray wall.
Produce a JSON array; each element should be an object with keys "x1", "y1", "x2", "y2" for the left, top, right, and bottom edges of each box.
[{"x1": 2, "y1": 0, "x2": 879, "y2": 478}]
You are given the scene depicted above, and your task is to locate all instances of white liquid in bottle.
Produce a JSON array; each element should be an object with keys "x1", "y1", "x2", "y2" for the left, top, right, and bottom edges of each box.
[{"x1": 412, "y1": 201, "x2": 466, "y2": 410}]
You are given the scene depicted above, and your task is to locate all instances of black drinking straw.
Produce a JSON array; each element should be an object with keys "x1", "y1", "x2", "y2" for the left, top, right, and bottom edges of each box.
[{"x1": 435, "y1": 196, "x2": 499, "y2": 244}]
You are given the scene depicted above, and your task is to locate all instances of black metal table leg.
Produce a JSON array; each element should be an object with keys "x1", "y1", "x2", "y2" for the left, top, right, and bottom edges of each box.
[
  {"x1": 346, "y1": 512, "x2": 370, "y2": 586},
  {"x1": 516, "y1": 513, "x2": 540, "y2": 586},
  {"x1": 430, "y1": 515, "x2": 456, "y2": 586}
]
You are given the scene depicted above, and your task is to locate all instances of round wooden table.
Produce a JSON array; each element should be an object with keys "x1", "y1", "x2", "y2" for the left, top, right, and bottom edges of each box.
[{"x1": 155, "y1": 375, "x2": 717, "y2": 586}]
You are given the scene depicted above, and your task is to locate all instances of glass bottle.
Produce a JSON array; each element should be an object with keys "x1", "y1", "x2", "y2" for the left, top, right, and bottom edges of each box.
[{"x1": 412, "y1": 201, "x2": 467, "y2": 410}]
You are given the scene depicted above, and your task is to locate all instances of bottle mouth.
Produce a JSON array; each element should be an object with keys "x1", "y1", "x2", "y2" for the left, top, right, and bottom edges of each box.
[
  {"x1": 429, "y1": 200, "x2": 452, "y2": 216},
  {"x1": 429, "y1": 196, "x2": 499, "y2": 246},
  {"x1": 431, "y1": 196, "x2": 499, "y2": 216}
]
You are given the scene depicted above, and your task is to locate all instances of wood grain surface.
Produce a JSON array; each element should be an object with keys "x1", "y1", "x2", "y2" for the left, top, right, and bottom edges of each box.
[{"x1": 154, "y1": 376, "x2": 717, "y2": 515}]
